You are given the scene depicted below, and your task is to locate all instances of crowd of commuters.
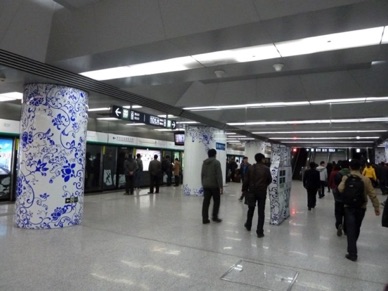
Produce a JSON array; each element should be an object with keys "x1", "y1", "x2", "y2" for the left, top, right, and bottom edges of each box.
[{"x1": 125, "y1": 149, "x2": 386, "y2": 263}]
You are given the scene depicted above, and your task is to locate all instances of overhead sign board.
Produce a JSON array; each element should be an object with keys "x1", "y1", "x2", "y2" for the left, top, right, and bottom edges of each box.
[{"x1": 110, "y1": 105, "x2": 175, "y2": 128}]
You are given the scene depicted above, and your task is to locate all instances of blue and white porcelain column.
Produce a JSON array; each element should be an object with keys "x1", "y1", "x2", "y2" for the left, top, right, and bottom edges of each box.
[
  {"x1": 15, "y1": 84, "x2": 88, "y2": 229},
  {"x1": 183, "y1": 126, "x2": 226, "y2": 196},
  {"x1": 269, "y1": 144, "x2": 292, "y2": 225}
]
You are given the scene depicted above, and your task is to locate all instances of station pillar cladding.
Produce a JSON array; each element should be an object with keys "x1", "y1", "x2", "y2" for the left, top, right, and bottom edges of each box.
[
  {"x1": 15, "y1": 84, "x2": 89, "y2": 229},
  {"x1": 269, "y1": 144, "x2": 292, "y2": 225},
  {"x1": 182, "y1": 126, "x2": 226, "y2": 196}
]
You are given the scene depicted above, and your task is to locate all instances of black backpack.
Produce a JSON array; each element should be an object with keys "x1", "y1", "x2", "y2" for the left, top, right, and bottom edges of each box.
[{"x1": 341, "y1": 174, "x2": 365, "y2": 207}]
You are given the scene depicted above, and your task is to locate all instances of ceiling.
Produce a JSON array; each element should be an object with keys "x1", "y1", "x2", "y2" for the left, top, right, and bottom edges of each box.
[{"x1": 1, "y1": 0, "x2": 388, "y2": 148}]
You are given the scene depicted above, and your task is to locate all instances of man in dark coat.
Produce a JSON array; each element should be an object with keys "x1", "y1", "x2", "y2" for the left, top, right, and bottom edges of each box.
[
  {"x1": 201, "y1": 149, "x2": 223, "y2": 224},
  {"x1": 242, "y1": 153, "x2": 272, "y2": 238},
  {"x1": 148, "y1": 154, "x2": 162, "y2": 194},
  {"x1": 124, "y1": 155, "x2": 138, "y2": 195},
  {"x1": 303, "y1": 162, "x2": 321, "y2": 210}
]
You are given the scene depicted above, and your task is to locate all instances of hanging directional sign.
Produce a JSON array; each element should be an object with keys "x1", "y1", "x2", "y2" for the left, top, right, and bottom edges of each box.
[{"x1": 110, "y1": 105, "x2": 175, "y2": 128}]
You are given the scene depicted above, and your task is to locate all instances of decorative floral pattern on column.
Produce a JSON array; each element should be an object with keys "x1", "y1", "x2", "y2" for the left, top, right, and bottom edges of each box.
[
  {"x1": 269, "y1": 144, "x2": 292, "y2": 225},
  {"x1": 183, "y1": 126, "x2": 226, "y2": 196},
  {"x1": 269, "y1": 144, "x2": 281, "y2": 224},
  {"x1": 15, "y1": 84, "x2": 88, "y2": 229}
]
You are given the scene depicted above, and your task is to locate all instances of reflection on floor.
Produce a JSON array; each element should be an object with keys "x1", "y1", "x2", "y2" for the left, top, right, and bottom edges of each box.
[{"x1": 0, "y1": 181, "x2": 387, "y2": 290}]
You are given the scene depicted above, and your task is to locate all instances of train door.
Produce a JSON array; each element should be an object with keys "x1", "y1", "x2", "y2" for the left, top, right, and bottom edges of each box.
[
  {"x1": 102, "y1": 146, "x2": 117, "y2": 190},
  {"x1": 85, "y1": 144, "x2": 103, "y2": 192},
  {"x1": 116, "y1": 147, "x2": 134, "y2": 189}
]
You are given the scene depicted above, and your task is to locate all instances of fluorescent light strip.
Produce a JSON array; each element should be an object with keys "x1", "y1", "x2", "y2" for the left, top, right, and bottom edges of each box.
[
  {"x1": 176, "y1": 121, "x2": 199, "y2": 124},
  {"x1": 184, "y1": 97, "x2": 388, "y2": 111},
  {"x1": 228, "y1": 117, "x2": 388, "y2": 126},
  {"x1": 271, "y1": 136, "x2": 379, "y2": 140},
  {"x1": 81, "y1": 26, "x2": 388, "y2": 81},
  {"x1": 282, "y1": 141, "x2": 373, "y2": 144},
  {"x1": 96, "y1": 117, "x2": 119, "y2": 121},
  {"x1": 123, "y1": 105, "x2": 142, "y2": 109},
  {"x1": 88, "y1": 107, "x2": 111, "y2": 112},
  {"x1": 225, "y1": 132, "x2": 236, "y2": 135},
  {"x1": 157, "y1": 114, "x2": 177, "y2": 118},
  {"x1": 253, "y1": 130, "x2": 387, "y2": 134},
  {"x1": 275, "y1": 27, "x2": 384, "y2": 57},
  {"x1": 0, "y1": 92, "x2": 23, "y2": 102},
  {"x1": 81, "y1": 56, "x2": 201, "y2": 80}
]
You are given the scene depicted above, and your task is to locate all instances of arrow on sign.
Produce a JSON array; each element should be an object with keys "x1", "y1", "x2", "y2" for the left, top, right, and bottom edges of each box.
[
  {"x1": 115, "y1": 108, "x2": 122, "y2": 117},
  {"x1": 171, "y1": 121, "x2": 176, "y2": 129}
]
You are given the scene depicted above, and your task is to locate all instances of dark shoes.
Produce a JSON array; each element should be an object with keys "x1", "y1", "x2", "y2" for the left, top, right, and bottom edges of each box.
[
  {"x1": 345, "y1": 254, "x2": 357, "y2": 262},
  {"x1": 257, "y1": 231, "x2": 264, "y2": 238},
  {"x1": 147, "y1": 192, "x2": 153, "y2": 194},
  {"x1": 337, "y1": 224, "x2": 343, "y2": 237},
  {"x1": 308, "y1": 207, "x2": 311, "y2": 211},
  {"x1": 244, "y1": 223, "x2": 251, "y2": 231},
  {"x1": 212, "y1": 218, "x2": 222, "y2": 223},
  {"x1": 203, "y1": 219, "x2": 210, "y2": 224}
]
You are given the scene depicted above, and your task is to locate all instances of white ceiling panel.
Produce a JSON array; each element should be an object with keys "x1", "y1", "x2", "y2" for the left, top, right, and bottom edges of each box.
[{"x1": 1, "y1": 0, "x2": 388, "y2": 147}]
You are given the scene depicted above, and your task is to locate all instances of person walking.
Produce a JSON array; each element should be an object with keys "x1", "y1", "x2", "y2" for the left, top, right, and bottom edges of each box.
[
  {"x1": 303, "y1": 162, "x2": 321, "y2": 210},
  {"x1": 362, "y1": 163, "x2": 377, "y2": 187},
  {"x1": 123, "y1": 154, "x2": 138, "y2": 195},
  {"x1": 201, "y1": 149, "x2": 223, "y2": 224},
  {"x1": 316, "y1": 161, "x2": 328, "y2": 198},
  {"x1": 239, "y1": 157, "x2": 250, "y2": 201},
  {"x1": 333, "y1": 160, "x2": 350, "y2": 236},
  {"x1": 134, "y1": 153, "x2": 143, "y2": 189},
  {"x1": 338, "y1": 159, "x2": 380, "y2": 262},
  {"x1": 242, "y1": 153, "x2": 272, "y2": 238},
  {"x1": 173, "y1": 158, "x2": 181, "y2": 186},
  {"x1": 148, "y1": 154, "x2": 161, "y2": 194}
]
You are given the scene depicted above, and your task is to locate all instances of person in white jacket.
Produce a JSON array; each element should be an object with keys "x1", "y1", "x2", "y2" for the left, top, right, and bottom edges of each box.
[{"x1": 316, "y1": 161, "x2": 328, "y2": 198}]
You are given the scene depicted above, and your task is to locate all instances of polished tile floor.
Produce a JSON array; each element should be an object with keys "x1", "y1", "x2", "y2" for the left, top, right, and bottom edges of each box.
[{"x1": 0, "y1": 181, "x2": 387, "y2": 290}]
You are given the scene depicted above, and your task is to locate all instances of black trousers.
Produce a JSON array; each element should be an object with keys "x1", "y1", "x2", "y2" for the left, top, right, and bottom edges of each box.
[
  {"x1": 166, "y1": 171, "x2": 172, "y2": 186},
  {"x1": 149, "y1": 174, "x2": 159, "y2": 193},
  {"x1": 174, "y1": 175, "x2": 180, "y2": 186},
  {"x1": 334, "y1": 201, "x2": 346, "y2": 231},
  {"x1": 345, "y1": 207, "x2": 366, "y2": 257},
  {"x1": 319, "y1": 181, "x2": 326, "y2": 197},
  {"x1": 202, "y1": 188, "x2": 220, "y2": 220},
  {"x1": 306, "y1": 188, "x2": 318, "y2": 208},
  {"x1": 125, "y1": 174, "x2": 134, "y2": 194},
  {"x1": 245, "y1": 194, "x2": 266, "y2": 234}
]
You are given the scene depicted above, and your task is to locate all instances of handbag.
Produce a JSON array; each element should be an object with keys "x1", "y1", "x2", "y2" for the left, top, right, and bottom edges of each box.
[{"x1": 382, "y1": 197, "x2": 388, "y2": 228}]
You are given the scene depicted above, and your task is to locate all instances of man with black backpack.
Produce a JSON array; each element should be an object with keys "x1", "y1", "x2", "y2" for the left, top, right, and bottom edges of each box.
[
  {"x1": 338, "y1": 159, "x2": 380, "y2": 262},
  {"x1": 333, "y1": 160, "x2": 350, "y2": 236}
]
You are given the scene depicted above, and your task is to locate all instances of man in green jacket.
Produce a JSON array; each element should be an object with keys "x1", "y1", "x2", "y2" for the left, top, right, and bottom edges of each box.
[
  {"x1": 201, "y1": 149, "x2": 223, "y2": 224},
  {"x1": 338, "y1": 159, "x2": 380, "y2": 262}
]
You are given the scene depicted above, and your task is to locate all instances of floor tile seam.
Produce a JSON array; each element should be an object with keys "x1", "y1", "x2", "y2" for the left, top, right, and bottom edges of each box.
[{"x1": 81, "y1": 223, "x2": 386, "y2": 286}]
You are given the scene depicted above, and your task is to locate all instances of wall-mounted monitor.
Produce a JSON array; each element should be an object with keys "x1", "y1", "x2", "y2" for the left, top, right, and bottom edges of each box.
[{"x1": 174, "y1": 131, "x2": 185, "y2": 146}]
